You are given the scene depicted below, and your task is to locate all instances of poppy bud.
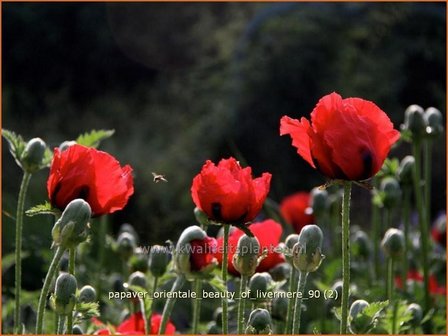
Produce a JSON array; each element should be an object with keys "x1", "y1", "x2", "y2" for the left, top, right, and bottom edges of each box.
[
  {"x1": 406, "y1": 303, "x2": 423, "y2": 327},
  {"x1": 292, "y1": 225, "x2": 324, "y2": 273},
  {"x1": 78, "y1": 285, "x2": 97, "y2": 303},
  {"x1": 21, "y1": 137, "x2": 46, "y2": 173},
  {"x1": 349, "y1": 299, "x2": 370, "y2": 333},
  {"x1": 425, "y1": 107, "x2": 444, "y2": 137},
  {"x1": 59, "y1": 140, "x2": 77, "y2": 152},
  {"x1": 148, "y1": 245, "x2": 171, "y2": 277},
  {"x1": 110, "y1": 274, "x2": 125, "y2": 293},
  {"x1": 380, "y1": 177, "x2": 402, "y2": 209},
  {"x1": 284, "y1": 234, "x2": 300, "y2": 264},
  {"x1": 245, "y1": 308, "x2": 272, "y2": 334},
  {"x1": 352, "y1": 231, "x2": 371, "y2": 259},
  {"x1": 72, "y1": 325, "x2": 83, "y2": 334},
  {"x1": 249, "y1": 272, "x2": 273, "y2": 300},
  {"x1": 331, "y1": 280, "x2": 343, "y2": 303},
  {"x1": 117, "y1": 232, "x2": 137, "y2": 261},
  {"x1": 128, "y1": 271, "x2": 147, "y2": 289},
  {"x1": 232, "y1": 235, "x2": 261, "y2": 277},
  {"x1": 403, "y1": 104, "x2": 426, "y2": 139},
  {"x1": 381, "y1": 228, "x2": 405, "y2": 259},
  {"x1": 213, "y1": 307, "x2": 223, "y2": 327},
  {"x1": 269, "y1": 262, "x2": 291, "y2": 282},
  {"x1": 271, "y1": 292, "x2": 288, "y2": 320},
  {"x1": 310, "y1": 187, "x2": 328, "y2": 218},
  {"x1": 52, "y1": 199, "x2": 91, "y2": 248},
  {"x1": 398, "y1": 156, "x2": 415, "y2": 186},
  {"x1": 118, "y1": 223, "x2": 139, "y2": 243},
  {"x1": 54, "y1": 273, "x2": 77, "y2": 315},
  {"x1": 194, "y1": 207, "x2": 209, "y2": 227}
]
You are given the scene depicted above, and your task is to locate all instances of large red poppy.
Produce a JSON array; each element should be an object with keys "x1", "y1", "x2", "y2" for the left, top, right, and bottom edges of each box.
[
  {"x1": 47, "y1": 144, "x2": 134, "y2": 216},
  {"x1": 215, "y1": 219, "x2": 285, "y2": 276},
  {"x1": 191, "y1": 157, "x2": 271, "y2": 223},
  {"x1": 280, "y1": 92, "x2": 400, "y2": 181},
  {"x1": 280, "y1": 192, "x2": 315, "y2": 233},
  {"x1": 190, "y1": 236, "x2": 218, "y2": 272},
  {"x1": 95, "y1": 312, "x2": 176, "y2": 335}
]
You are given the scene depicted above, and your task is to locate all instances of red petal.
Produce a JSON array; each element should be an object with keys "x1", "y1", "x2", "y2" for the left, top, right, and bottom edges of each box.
[{"x1": 280, "y1": 192, "x2": 314, "y2": 233}]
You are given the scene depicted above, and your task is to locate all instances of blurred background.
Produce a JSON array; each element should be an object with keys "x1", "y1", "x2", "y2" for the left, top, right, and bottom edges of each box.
[{"x1": 2, "y1": 2, "x2": 446, "y2": 292}]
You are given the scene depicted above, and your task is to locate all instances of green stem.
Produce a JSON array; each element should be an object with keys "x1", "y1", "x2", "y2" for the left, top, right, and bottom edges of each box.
[
  {"x1": 57, "y1": 315, "x2": 65, "y2": 334},
  {"x1": 237, "y1": 275, "x2": 248, "y2": 334},
  {"x1": 371, "y1": 180, "x2": 380, "y2": 280},
  {"x1": 387, "y1": 258, "x2": 394, "y2": 302},
  {"x1": 412, "y1": 141, "x2": 430, "y2": 313},
  {"x1": 158, "y1": 275, "x2": 186, "y2": 335},
  {"x1": 221, "y1": 224, "x2": 230, "y2": 334},
  {"x1": 68, "y1": 248, "x2": 75, "y2": 275},
  {"x1": 340, "y1": 181, "x2": 352, "y2": 335},
  {"x1": 96, "y1": 216, "x2": 107, "y2": 298},
  {"x1": 54, "y1": 311, "x2": 59, "y2": 334},
  {"x1": 66, "y1": 313, "x2": 73, "y2": 335},
  {"x1": 14, "y1": 172, "x2": 32, "y2": 333},
  {"x1": 402, "y1": 187, "x2": 411, "y2": 292},
  {"x1": 292, "y1": 271, "x2": 308, "y2": 334},
  {"x1": 192, "y1": 279, "x2": 202, "y2": 334},
  {"x1": 36, "y1": 246, "x2": 65, "y2": 334},
  {"x1": 284, "y1": 266, "x2": 298, "y2": 334},
  {"x1": 424, "y1": 140, "x2": 432, "y2": 226},
  {"x1": 153, "y1": 276, "x2": 159, "y2": 293}
]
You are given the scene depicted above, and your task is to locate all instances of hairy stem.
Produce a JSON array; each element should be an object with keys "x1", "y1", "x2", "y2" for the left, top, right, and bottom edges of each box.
[
  {"x1": 292, "y1": 271, "x2": 308, "y2": 334},
  {"x1": 237, "y1": 275, "x2": 248, "y2": 334},
  {"x1": 340, "y1": 181, "x2": 352, "y2": 335},
  {"x1": 221, "y1": 224, "x2": 230, "y2": 334}
]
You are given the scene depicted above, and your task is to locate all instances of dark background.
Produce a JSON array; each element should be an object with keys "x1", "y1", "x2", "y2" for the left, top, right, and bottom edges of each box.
[{"x1": 2, "y1": 2, "x2": 446, "y2": 289}]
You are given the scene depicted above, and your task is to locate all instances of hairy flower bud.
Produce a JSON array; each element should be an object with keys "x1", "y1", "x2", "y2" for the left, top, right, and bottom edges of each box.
[
  {"x1": 78, "y1": 285, "x2": 97, "y2": 303},
  {"x1": 398, "y1": 156, "x2": 415, "y2": 186},
  {"x1": 406, "y1": 303, "x2": 423, "y2": 327},
  {"x1": 380, "y1": 177, "x2": 402, "y2": 209},
  {"x1": 117, "y1": 232, "x2": 137, "y2": 261},
  {"x1": 349, "y1": 299, "x2": 370, "y2": 333},
  {"x1": 249, "y1": 272, "x2": 273, "y2": 300},
  {"x1": 381, "y1": 228, "x2": 405, "y2": 259},
  {"x1": 403, "y1": 104, "x2": 426, "y2": 140},
  {"x1": 425, "y1": 107, "x2": 444, "y2": 137},
  {"x1": 118, "y1": 223, "x2": 139, "y2": 243},
  {"x1": 54, "y1": 273, "x2": 77, "y2": 315},
  {"x1": 245, "y1": 308, "x2": 272, "y2": 334},
  {"x1": 352, "y1": 230, "x2": 372, "y2": 259},
  {"x1": 72, "y1": 325, "x2": 83, "y2": 334},
  {"x1": 128, "y1": 271, "x2": 147, "y2": 289},
  {"x1": 232, "y1": 235, "x2": 260, "y2": 277},
  {"x1": 21, "y1": 137, "x2": 46, "y2": 173},
  {"x1": 284, "y1": 234, "x2": 300, "y2": 264},
  {"x1": 148, "y1": 245, "x2": 171, "y2": 277},
  {"x1": 52, "y1": 199, "x2": 91, "y2": 248},
  {"x1": 310, "y1": 187, "x2": 328, "y2": 218},
  {"x1": 59, "y1": 140, "x2": 77, "y2": 152},
  {"x1": 292, "y1": 225, "x2": 324, "y2": 273}
]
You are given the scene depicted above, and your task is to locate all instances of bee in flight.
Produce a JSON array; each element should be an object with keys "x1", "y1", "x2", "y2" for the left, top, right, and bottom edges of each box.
[{"x1": 152, "y1": 172, "x2": 168, "y2": 183}]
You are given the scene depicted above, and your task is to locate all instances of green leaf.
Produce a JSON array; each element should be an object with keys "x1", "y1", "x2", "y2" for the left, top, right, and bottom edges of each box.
[
  {"x1": 332, "y1": 306, "x2": 342, "y2": 321},
  {"x1": 76, "y1": 129, "x2": 115, "y2": 148},
  {"x1": 379, "y1": 300, "x2": 413, "y2": 334},
  {"x1": 26, "y1": 202, "x2": 61, "y2": 217},
  {"x1": 2, "y1": 129, "x2": 26, "y2": 168},
  {"x1": 41, "y1": 147, "x2": 54, "y2": 168},
  {"x1": 209, "y1": 277, "x2": 226, "y2": 293},
  {"x1": 74, "y1": 301, "x2": 100, "y2": 323}
]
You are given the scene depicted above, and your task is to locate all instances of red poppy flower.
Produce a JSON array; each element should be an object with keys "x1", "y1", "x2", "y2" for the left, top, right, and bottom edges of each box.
[
  {"x1": 190, "y1": 236, "x2": 218, "y2": 272},
  {"x1": 47, "y1": 144, "x2": 134, "y2": 216},
  {"x1": 191, "y1": 157, "x2": 272, "y2": 223},
  {"x1": 395, "y1": 270, "x2": 446, "y2": 295},
  {"x1": 215, "y1": 219, "x2": 285, "y2": 276},
  {"x1": 280, "y1": 192, "x2": 314, "y2": 233},
  {"x1": 95, "y1": 312, "x2": 175, "y2": 335},
  {"x1": 280, "y1": 92, "x2": 400, "y2": 181}
]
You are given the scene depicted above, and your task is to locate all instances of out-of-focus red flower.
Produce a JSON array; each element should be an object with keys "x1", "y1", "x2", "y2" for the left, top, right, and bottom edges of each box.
[
  {"x1": 280, "y1": 192, "x2": 314, "y2": 233},
  {"x1": 215, "y1": 219, "x2": 285, "y2": 276},
  {"x1": 280, "y1": 92, "x2": 400, "y2": 181},
  {"x1": 431, "y1": 214, "x2": 446, "y2": 247},
  {"x1": 191, "y1": 157, "x2": 271, "y2": 223},
  {"x1": 395, "y1": 270, "x2": 446, "y2": 295},
  {"x1": 47, "y1": 144, "x2": 134, "y2": 216},
  {"x1": 190, "y1": 237, "x2": 218, "y2": 272},
  {"x1": 95, "y1": 312, "x2": 175, "y2": 335}
]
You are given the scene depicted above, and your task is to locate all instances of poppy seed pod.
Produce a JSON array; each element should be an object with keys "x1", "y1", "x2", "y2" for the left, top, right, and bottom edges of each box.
[
  {"x1": 128, "y1": 271, "x2": 147, "y2": 289},
  {"x1": 117, "y1": 232, "x2": 137, "y2": 261},
  {"x1": 310, "y1": 187, "x2": 328, "y2": 218},
  {"x1": 381, "y1": 228, "x2": 405, "y2": 259},
  {"x1": 403, "y1": 104, "x2": 426, "y2": 139},
  {"x1": 406, "y1": 303, "x2": 423, "y2": 327},
  {"x1": 284, "y1": 234, "x2": 300, "y2": 264},
  {"x1": 72, "y1": 325, "x2": 83, "y2": 334},
  {"x1": 380, "y1": 177, "x2": 402, "y2": 209},
  {"x1": 148, "y1": 245, "x2": 171, "y2": 277},
  {"x1": 425, "y1": 107, "x2": 444, "y2": 137},
  {"x1": 271, "y1": 292, "x2": 289, "y2": 320},
  {"x1": 59, "y1": 140, "x2": 77, "y2": 152},
  {"x1": 249, "y1": 272, "x2": 273, "y2": 300},
  {"x1": 352, "y1": 231, "x2": 372, "y2": 259},
  {"x1": 54, "y1": 273, "x2": 77, "y2": 315},
  {"x1": 292, "y1": 225, "x2": 324, "y2": 273},
  {"x1": 21, "y1": 137, "x2": 46, "y2": 173},
  {"x1": 398, "y1": 156, "x2": 415, "y2": 186},
  {"x1": 232, "y1": 235, "x2": 261, "y2": 277},
  {"x1": 51, "y1": 199, "x2": 91, "y2": 248},
  {"x1": 245, "y1": 308, "x2": 273, "y2": 334},
  {"x1": 78, "y1": 285, "x2": 97, "y2": 303}
]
